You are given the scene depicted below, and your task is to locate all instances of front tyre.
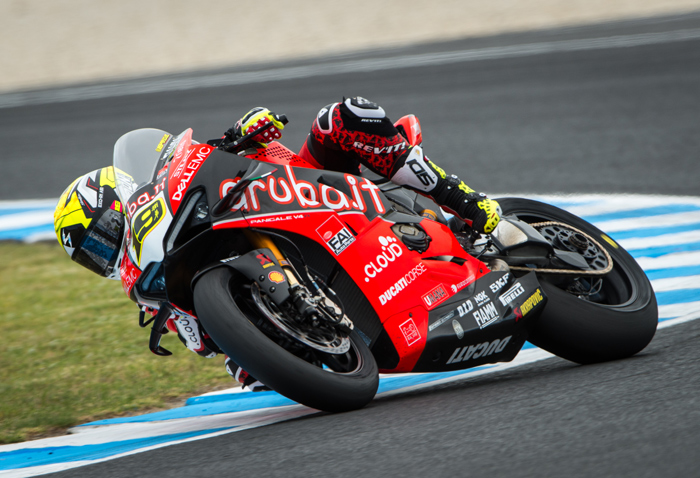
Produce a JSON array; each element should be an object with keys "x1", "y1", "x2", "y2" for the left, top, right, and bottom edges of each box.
[
  {"x1": 193, "y1": 267, "x2": 379, "y2": 412},
  {"x1": 497, "y1": 198, "x2": 658, "y2": 364}
]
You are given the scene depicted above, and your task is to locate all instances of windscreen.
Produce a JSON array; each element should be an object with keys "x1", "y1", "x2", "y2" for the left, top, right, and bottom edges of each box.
[{"x1": 112, "y1": 128, "x2": 172, "y2": 205}]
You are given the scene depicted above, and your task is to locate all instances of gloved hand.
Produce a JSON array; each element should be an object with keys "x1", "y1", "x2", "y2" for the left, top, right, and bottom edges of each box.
[
  {"x1": 463, "y1": 195, "x2": 501, "y2": 234},
  {"x1": 233, "y1": 107, "x2": 285, "y2": 144}
]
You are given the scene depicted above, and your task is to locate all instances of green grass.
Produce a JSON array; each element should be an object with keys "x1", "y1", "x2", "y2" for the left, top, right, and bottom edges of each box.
[{"x1": 0, "y1": 242, "x2": 234, "y2": 444}]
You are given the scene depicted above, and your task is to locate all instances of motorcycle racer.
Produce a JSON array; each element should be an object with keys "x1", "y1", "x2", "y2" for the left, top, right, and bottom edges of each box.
[
  {"x1": 53, "y1": 98, "x2": 500, "y2": 391},
  {"x1": 234, "y1": 99, "x2": 501, "y2": 235}
]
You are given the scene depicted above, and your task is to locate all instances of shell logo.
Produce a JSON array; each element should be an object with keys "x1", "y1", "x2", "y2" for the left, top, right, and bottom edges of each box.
[{"x1": 268, "y1": 271, "x2": 286, "y2": 284}]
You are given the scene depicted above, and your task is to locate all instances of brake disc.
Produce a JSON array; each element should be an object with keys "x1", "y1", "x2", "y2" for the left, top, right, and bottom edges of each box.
[{"x1": 250, "y1": 282, "x2": 350, "y2": 354}]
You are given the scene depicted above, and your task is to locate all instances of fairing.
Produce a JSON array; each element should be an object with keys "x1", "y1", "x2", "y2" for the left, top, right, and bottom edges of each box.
[{"x1": 113, "y1": 128, "x2": 547, "y2": 373}]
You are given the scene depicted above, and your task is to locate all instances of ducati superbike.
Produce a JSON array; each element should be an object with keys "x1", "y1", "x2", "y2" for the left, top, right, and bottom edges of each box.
[{"x1": 114, "y1": 115, "x2": 657, "y2": 412}]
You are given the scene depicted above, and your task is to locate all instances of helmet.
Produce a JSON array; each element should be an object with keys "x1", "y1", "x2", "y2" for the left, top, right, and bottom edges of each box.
[{"x1": 54, "y1": 166, "x2": 126, "y2": 280}]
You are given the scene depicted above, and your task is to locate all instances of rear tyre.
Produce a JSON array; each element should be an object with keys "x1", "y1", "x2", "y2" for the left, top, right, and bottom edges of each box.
[
  {"x1": 193, "y1": 267, "x2": 379, "y2": 412},
  {"x1": 497, "y1": 198, "x2": 658, "y2": 364}
]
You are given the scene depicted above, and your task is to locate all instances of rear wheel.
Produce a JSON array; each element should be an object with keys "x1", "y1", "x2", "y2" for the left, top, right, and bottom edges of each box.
[
  {"x1": 496, "y1": 198, "x2": 658, "y2": 364},
  {"x1": 193, "y1": 267, "x2": 379, "y2": 412}
]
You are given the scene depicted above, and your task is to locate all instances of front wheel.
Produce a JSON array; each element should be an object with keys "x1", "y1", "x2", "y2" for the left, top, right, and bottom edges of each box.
[
  {"x1": 496, "y1": 198, "x2": 658, "y2": 364},
  {"x1": 193, "y1": 267, "x2": 379, "y2": 412}
]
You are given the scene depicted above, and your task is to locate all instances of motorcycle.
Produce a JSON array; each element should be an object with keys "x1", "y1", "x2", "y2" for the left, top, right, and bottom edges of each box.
[{"x1": 113, "y1": 114, "x2": 658, "y2": 412}]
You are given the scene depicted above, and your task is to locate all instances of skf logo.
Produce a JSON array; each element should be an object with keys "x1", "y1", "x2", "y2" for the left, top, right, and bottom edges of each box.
[{"x1": 489, "y1": 273, "x2": 510, "y2": 293}]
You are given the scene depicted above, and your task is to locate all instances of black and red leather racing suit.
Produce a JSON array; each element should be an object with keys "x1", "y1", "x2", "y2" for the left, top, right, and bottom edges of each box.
[{"x1": 297, "y1": 97, "x2": 500, "y2": 234}]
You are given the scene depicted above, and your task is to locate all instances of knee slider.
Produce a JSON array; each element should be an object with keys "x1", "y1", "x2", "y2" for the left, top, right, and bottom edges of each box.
[{"x1": 343, "y1": 97, "x2": 386, "y2": 120}]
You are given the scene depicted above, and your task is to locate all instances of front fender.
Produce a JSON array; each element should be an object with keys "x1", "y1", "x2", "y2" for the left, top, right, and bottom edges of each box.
[{"x1": 191, "y1": 248, "x2": 292, "y2": 307}]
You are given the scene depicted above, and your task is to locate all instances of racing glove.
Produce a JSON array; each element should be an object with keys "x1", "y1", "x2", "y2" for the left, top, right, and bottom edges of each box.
[{"x1": 233, "y1": 107, "x2": 285, "y2": 144}]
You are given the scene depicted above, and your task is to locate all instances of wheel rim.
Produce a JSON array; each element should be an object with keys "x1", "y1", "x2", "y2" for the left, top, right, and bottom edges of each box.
[{"x1": 506, "y1": 211, "x2": 640, "y2": 309}]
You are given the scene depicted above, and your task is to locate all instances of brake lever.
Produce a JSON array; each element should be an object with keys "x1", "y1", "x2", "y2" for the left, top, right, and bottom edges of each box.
[{"x1": 148, "y1": 303, "x2": 173, "y2": 356}]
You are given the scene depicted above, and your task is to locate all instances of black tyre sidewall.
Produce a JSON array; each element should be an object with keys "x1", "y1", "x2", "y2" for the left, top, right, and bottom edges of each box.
[
  {"x1": 193, "y1": 267, "x2": 379, "y2": 412},
  {"x1": 497, "y1": 198, "x2": 658, "y2": 364}
]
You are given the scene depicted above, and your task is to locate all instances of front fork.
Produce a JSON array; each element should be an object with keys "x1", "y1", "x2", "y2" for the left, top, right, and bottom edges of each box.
[
  {"x1": 244, "y1": 229, "x2": 349, "y2": 330},
  {"x1": 244, "y1": 229, "x2": 301, "y2": 287}
]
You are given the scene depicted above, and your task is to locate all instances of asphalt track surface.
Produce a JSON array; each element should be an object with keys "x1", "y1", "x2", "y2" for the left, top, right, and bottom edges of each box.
[{"x1": 3, "y1": 11, "x2": 700, "y2": 478}]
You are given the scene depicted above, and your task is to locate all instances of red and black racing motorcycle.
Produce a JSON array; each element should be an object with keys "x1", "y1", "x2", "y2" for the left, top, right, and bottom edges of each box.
[{"x1": 114, "y1": 115, "x2": 658, "y2": 412}]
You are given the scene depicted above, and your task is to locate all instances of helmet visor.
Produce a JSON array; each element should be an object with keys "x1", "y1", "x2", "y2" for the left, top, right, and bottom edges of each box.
[{"x1": 73, "y1": 208, "x2": 125, "y2": 277}]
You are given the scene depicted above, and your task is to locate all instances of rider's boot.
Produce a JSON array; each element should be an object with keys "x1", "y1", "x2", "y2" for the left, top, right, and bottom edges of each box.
[
  {"x1": 224, "y1": 356, "x2": 270, "y2": 392},
  {"x1": 388, "y1": 147, "x2": 501, "y2": 234}
]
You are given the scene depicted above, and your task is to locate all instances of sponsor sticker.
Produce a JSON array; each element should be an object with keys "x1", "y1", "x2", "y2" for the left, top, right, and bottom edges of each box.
[
  {"x1": 363, "y1": 235, "x2": 403, "y2": 282},
  {"x1": 489, "y1": 273, "x2": 510, "y2": 293},
  {"x1": 399, "y1": 318, "x2": 421, "y2": 346},
  {"x1": 428, "y1": 311, "x2": 454, "y2": 332},
  {"x1": 155, "y1": 133, "x2": 170, "y2": 152},
  {"x1": 422, "y1": 284, "x2": 449, "y2": 309},
  {"x1": 472, "y1": 302, "x2": 499, "y2": 329},
  {"x1": 474, "y1": 290, "x2": 490, "y2": 306},
  {"x1": 268, "y1": 271, "x2": 286, "y2": 283},
  {"x1": 452, "y1": 320, "x2": 464, "y2": 339},
  {"x1": 450, "y1": 274, "x2": 476, "y2": 294},
  {"x1": 316, "y1": 216, "x2": 355, "y2": 255},
  {"x1": 257, "y1": 253, "x2": 275, "y2": 269},
  {"x1": 601, "y1": 234, "x2": 619, "y2": 249},
  {"x1": 170, "y1": 144, "x2": 212, "y2": 204},
  {"x1": 499, "y1": 283, "x2": 525, "y2": 306},
  {"x1": 174, "y1": 316, "x2": 204, "y2": 353},
  {"x1": 217, "y1": 167, "x2": 386, "y2": 215},
  {"x1": 457, "y1": 299, "x2": 474, "y2": 317},
  {"x1": 119, "y1": 252, "x2": 140, "y2": 297},
  {"x1": 378, "y1": 262, "x2": 427, "y2": 305},
  {"x1": 519, "y1": 289, "x2": 544, "y2": 317},
  {"x1": 132, "y1": 197, "x2": 166, "y2": 265},
  {"x1": 446, "y1": 335, "x2": 512, "y2": 364}
]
